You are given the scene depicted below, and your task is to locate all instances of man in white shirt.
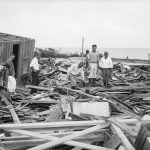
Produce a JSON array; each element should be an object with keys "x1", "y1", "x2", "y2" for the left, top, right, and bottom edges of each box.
[
  {"x1": 30, "y1": 52, "x2": 40, "y2": 92},
  {"x1": 67, "y1": 62, "x2": 85, "y2": 89},
  {"x1": 99, "y1": 51, "x2": 113, "y2": 86}
]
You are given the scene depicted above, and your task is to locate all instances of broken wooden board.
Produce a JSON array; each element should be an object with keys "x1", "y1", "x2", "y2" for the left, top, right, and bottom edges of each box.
[
  {"x1": 91, "y1": 85, "x2": 150, "y2": 93},
  {"x1": 20, "y1": 99, "x2": 60, "y2": 104},
  {"x1": 104, "y1": 135, "x2": 121, "y2": 149},
  {"x1": 4, "y1": 130, "x2": 105, "y2": 150},
  {"x1": 1, "y1": 94, "x2": 20, "y2": 124},
  {"x1": 45, "y1": 104, "x2": 63, "y2": 122},
  {"x1": 0, "y1": 120, "x2": 108, "y2": 130},
  {"x1": 26, "y1": 85, "x2": 52, "y2": 91},
  {"x1": 111, "y1": 123, "x2": 135, "y2": 150},
  {"x1": 7, "y1": 123, "x2": 110, "y2": 150},
  {"x1": 27, "y1": 123, "x2": 111, "y2": 150},
  {"x1": 57, "y1": 86, "x2": 102, "y2": 101}
]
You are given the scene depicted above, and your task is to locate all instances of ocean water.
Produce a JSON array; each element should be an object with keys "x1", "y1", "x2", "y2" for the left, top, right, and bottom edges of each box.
[
  {"x1": 58, "y1": 48, "x2": 150, "y2": 60},
  {"x1": 100, "y1": 48, "x2": 150, "y2": 60}
]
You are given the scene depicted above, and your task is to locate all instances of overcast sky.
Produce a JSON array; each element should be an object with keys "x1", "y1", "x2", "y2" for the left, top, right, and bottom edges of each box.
[{"x1": 0, "y1": 0, "x2": 150, "y2": 49}]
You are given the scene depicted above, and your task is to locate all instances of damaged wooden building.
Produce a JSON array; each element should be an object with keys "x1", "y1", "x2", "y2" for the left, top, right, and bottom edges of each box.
[{"x1": 0, "y1": 32, "x2": 35, "y2": 84}]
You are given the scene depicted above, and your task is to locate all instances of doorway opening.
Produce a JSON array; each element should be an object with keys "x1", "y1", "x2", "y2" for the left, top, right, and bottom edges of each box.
[{"x1": 12, "y1": 44, "x2": 19, "y2": 78}]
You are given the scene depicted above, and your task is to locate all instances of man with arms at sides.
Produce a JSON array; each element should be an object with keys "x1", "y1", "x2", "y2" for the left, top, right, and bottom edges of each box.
[
  {"x1": 100, "y1": 51, "x2": 113, "y2": 86},
  {"x1": 67, "y1": 62, "x2": 85, "y2": 89},
  {"x1": 88, "y1": 44, "x2": 99, "y2": 86},
  {"x1": 30, "y1": 52, "x2": 41, "y2": 93}
]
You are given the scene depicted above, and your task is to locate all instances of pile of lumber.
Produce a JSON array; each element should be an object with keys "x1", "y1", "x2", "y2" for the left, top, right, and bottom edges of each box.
[{"x1": 1, "y1": 58, "x2": 150, "y2": 149}]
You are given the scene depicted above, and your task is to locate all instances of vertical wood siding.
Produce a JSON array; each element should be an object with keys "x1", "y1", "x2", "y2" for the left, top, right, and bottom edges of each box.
[{"x1": 17, "y1": 39, "x2": 35, "y2": 84}]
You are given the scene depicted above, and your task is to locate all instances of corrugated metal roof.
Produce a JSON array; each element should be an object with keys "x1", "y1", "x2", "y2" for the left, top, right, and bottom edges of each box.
[{"x1": 0, "y1": 32, "x2": 34, "y2": 41}]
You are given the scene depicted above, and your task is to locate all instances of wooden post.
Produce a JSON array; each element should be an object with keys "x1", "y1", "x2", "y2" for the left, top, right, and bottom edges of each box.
[{"x1": 82, "y1": 37, "x2": 84, "y2": 63}]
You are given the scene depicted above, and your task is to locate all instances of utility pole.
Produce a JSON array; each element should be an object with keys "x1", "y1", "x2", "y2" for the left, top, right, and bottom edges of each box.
[{"x1": 82, "y1": 36, "x2": 84, "y2": 63}]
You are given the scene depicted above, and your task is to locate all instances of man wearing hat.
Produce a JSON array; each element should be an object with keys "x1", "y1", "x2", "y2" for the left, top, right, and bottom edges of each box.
[{"x1": 67, "y1": 62, "x2": 85, "y2": 89}]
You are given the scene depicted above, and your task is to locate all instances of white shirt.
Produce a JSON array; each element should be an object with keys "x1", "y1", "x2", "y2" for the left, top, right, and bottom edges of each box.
[
  {"x1": 67, "y1": 64, "x2": 85, "y2": 80},
  {"x1": 30, "y1": 57, "x2": 39, "y2": 71},
  {"x1": 100, "y1": 57, "x2": 113, "y2": 68}
]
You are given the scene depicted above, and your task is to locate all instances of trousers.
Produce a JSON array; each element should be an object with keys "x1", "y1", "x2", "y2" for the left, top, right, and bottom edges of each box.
[
  {"x1": 89, "y1": 63, "x2": 97, "y2": 79},
  {"x1": 102, "y1": 68, "x2": 111, "y2": 83},
  {"x1": 31, "y1": 71, "x2": 39, "y2": 93},
  {"x1": 32, "y1": 71, "x2": 39, "y2": 86}
]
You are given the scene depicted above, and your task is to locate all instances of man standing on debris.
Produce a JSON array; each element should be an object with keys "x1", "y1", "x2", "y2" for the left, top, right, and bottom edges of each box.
[
  {"x1": 88, "y1": 44, "x2": 99, "y2": 86},
  {"x1": 100, "y1": 51, "x2": 113, "y2": 86},
  {"x1": 30, "y1": 52, "x2": 41, "y2": 92},
  {"x1": 67, "y1": 62, "x2": 85, "y2": 89}
]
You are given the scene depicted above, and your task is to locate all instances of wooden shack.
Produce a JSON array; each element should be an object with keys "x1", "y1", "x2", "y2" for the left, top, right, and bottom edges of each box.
[{"x1": 0, "y1": 32, "x2": 35, "y2": 84}]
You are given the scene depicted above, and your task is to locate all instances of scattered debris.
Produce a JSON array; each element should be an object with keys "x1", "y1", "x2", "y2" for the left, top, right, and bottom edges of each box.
[{"x1": 1, "y1": 58, "x2": 150, "y2": 149}]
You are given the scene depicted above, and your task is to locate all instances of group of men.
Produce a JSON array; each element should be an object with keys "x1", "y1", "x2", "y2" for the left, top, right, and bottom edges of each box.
[
  {"x1": 1, "y1": 46, "x2": 112, "y2": 93},
  {"x1": 67, "y1": 44, "x2": 113, "y2": 88},
  {"x1": 0, "y1": 45, "x2": 112, "y2": 93}
]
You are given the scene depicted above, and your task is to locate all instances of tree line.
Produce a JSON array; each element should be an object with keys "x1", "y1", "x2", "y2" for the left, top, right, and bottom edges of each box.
[{"x1": 35, "y1": 48, "x2": 81, "y2": 58}]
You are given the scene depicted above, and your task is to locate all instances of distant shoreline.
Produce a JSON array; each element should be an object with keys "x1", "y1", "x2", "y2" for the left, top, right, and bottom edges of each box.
[{"x1": 38, "y1": 47, "x2": 150, "y2": 60}]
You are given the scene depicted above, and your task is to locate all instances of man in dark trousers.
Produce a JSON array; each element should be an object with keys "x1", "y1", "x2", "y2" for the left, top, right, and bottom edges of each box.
[
  {"x1": 30, "y1": 52, "x2": 40, "y2": 93},
  {"x1": 100, "y1": 51, "x2": 113, "y2": 86}
]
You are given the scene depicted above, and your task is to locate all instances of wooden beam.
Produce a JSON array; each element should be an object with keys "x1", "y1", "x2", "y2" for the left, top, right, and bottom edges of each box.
[
  {"x1": 111, "y1": 123, "x2": 135, "y2": 150},
  {"x1": 2, "y1": 136, "x2": 104, "y2": 150},
  {"x1": 0, "y1": 120, "x2": 107, "y2": 130},
  {"x1": 27, "y1": 124, "x2": 111, "y2": 150},
  {"x1": 0, "y1": 118, "x2": 148, "y2": 131},
  {"x1": 20, "y1": 99, "x2": 60, "y2": 104},
  {"x1": 91, "y1": 85, "x2": 150, "y2": 92},
  {"x1": 7, "y1": 128, "x2": 109, "y2": 150},
  {"x1": 2, "y1": 134, "x2": 104, "y2": 143},
  {"x1": 1, "y1": 95, "x2": 20, "y2": 124},
  {"x1": 0, "y1": 140, "x2": 5, "y2": 150},
  {"x1": 57, "y1": 86, "x2": 102, "y2": 101},
  {"x1": 26, "y1": 85, "x2": 51, "y2": 91},
  {"x1": 71, "y1": 147, "x2": 82, "y2": 150},
  {"x1": 109, "y1": 119, "x2": 137, "y2": 137}
]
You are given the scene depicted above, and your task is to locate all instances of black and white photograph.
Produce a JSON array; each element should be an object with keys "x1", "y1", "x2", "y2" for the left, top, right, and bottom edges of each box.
[{"x1": 0, "y1": 0, "x2": 150, "y2": 149}]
